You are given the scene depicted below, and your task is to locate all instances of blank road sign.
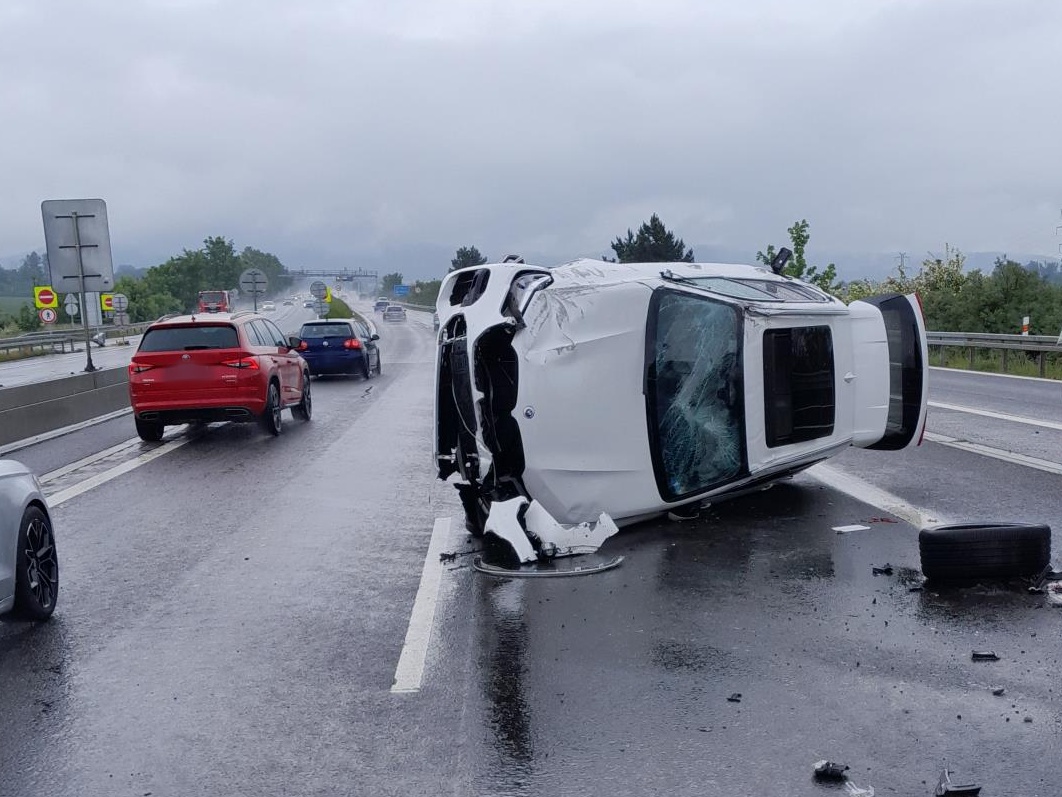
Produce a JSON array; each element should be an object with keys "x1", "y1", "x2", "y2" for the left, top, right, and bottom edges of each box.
[
  {"x1": 239, "y1": 268, "x2": 269, "y2": 295},
  {"x1": 41, "y1": 198, "x2": 115, "y2": 294}
]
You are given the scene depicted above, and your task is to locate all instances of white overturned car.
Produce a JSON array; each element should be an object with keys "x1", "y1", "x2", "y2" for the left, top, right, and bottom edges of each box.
[
  {"x1": 1, "y1": 459, "x2": 58, "y2": 620},
  {"x1": 434, "y1": 257, "x2": 928, "y2": 564}
]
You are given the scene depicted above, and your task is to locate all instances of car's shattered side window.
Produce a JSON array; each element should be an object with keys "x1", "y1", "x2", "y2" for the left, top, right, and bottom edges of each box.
[{"x1": 648, "y1": 291, "x2": 744, "y2": 499}]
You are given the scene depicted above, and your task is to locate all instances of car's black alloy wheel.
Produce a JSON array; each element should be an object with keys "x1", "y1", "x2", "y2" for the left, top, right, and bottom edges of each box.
[
  {"x1": 14, "y1": 506, "x2": 58, "y2": 621},
  {"x1": 261, "y1": 381, "x2": 283, "y2": 435}
]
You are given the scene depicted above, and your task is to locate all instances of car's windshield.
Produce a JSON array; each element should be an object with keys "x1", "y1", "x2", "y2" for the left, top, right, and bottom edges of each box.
[
  {"x1": 198, "y1": 291, "x2": 226, "y2": 302},
  {"x1": 139, "y1": 325, "x2": 239, "y2": 351},
  {"x1": 299, "y1": 323, "x2": 353, "y2": 338}
]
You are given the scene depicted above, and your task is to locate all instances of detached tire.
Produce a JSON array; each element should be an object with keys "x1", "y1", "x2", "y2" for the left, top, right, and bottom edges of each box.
[{"x1": 919, "y1": 523, "x2": 1051, "y2": 583}]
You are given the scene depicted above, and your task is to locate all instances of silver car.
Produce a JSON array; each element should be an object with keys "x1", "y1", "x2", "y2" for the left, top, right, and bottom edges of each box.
[{"x1": 1, "y1": 459, "x2": 58, "y2": 620}]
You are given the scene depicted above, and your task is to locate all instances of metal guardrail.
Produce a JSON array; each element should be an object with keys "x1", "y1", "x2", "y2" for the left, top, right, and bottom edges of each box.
[
  {"x1": 0, "y1": 324, "x2": 151, "y2": 357},
  {"x1": 926, "y1": 331, "x2": 1061, "y2": 377},
  {"x1": 0, "y1": 331, "x2": 82, "y2": 355}
]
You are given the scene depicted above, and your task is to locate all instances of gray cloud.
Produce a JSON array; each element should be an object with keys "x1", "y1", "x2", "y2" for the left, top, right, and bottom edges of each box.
[{"x1": 1, "y1": 0, "x2": 1059, "y2": 280}]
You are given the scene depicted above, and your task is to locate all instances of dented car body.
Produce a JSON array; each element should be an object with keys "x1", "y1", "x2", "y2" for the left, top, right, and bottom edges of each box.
[{"x1": 434, "y1": 259, "x2": 928, "y2": 562}]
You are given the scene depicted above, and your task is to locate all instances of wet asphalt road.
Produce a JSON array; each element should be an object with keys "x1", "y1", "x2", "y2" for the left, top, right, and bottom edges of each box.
[{"x1": 2, "y1": 315, "x2": 1060, "y2": 796}]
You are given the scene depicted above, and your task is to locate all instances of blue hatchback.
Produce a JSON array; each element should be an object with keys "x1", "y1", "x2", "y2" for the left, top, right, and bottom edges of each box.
[{"x1": 295, "y1": 317, "x2": 381, "y2": 378}]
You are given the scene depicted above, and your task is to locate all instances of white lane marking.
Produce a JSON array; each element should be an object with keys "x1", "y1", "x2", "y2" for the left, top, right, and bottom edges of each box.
[
  {"x1": 923, "y1": 431, "x2": 1062, "y2": 476},
  {"x1": 47, "y1": 435, "x2": 192, "y2": 507},
  {"x1": 0, "y1": 407, "x2": 133, "y2": 457},
  {"x1": 39, "y1": 437, "x2": 141, "y2": 484},
  {"x1": 392, "y1": 516, "x2": 456, "y2": 694},
  {"x1": 929, "y1": 365, "x2": 1059, "y2": 384},
  {"x1": 929, "y1": 401, "x2": 1062, "y2": 432},
  {"x1": 806, "y1": 463, "x2": 952, "y2": 527}
]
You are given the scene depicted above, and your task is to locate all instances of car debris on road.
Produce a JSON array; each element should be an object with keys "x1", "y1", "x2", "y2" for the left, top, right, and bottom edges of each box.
[{"x1": 935, "y1": 765, "x2": 981, "y2": 796}]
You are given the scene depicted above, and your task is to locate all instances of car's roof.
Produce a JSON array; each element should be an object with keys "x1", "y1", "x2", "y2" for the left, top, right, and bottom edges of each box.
[
  {"x1": 300, "y1": 318, "x2": 353, "y2": 325},
  {"x1": 148, "y1": 312, "x2": 265, "y2": 327},
  {"x1": 450, "y1": 258, "x2": 835, "y2": 305}
]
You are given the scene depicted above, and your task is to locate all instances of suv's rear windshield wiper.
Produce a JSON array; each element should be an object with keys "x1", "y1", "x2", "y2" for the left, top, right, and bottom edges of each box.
[{"x1": 182, "y1": 345, "x2": 215, "y2": 350}]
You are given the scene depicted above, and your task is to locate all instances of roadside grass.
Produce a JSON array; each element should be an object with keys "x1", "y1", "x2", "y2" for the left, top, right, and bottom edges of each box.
[
  {"x1": 931, "y1": 347, "x2": 1062, "y2": 380},
  {"x1": 326, "y1": 296, "x2": 354, "y2": 318},
  {"x1": 0, "y1": 349, "x2": 46, "y2": 364},
  {"x1": 0, "y1": 296, "x2": 30, "y2": 316}
]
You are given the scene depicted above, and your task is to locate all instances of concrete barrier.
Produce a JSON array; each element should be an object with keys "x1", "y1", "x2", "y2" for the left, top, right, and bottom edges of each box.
[{"x1": 0, "y1": 367, "x2": 130, "y2": 448}]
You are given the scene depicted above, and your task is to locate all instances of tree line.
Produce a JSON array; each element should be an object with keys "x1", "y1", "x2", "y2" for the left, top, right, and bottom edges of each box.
[
  {"x1": 442, "y1": 215, "x2": 1062, "y2": 336},
  {"x1": 111, "y1": 237, "x2": 293, "y2": 323}
]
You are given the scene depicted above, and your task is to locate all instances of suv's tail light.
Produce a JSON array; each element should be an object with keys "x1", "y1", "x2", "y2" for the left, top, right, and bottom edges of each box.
[
  {"x1": 298, "y1": 341, "x2": 308, "y2": 351},
  {"x1": 222, "y1": 356, "x2": 260, "y2": 370},
  {"x1": 343, "y1": 338, "x2": 362, "y2": 349},
  {"x1": 129, "y1": 362, "x2": 154, "y2": 374}
]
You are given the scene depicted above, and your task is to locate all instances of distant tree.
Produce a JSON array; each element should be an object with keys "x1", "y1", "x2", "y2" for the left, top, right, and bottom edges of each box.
[
  {"x1": 17, "y1": 251, "x2": 47, "y2": 291},
  {"x1": 201, "y1": 236, "x2": 241, "y2": 291},
  {"x1": 239, "y1": 246, "x2": 292, "y2": 292},
  {"x1": 757, "y1": 219, "x2": 838, "y2": 294},
  {"x1": 609, "y1": 214, "x2": 694, "y2": 263},
  {"x1": 381, "y1": 272, "x2": 404, "y2": 294},
  {"x1": 450, "y1": 246, "x2": 488, "y2": 272},
  {"x1": 412, "y1": 279, "x2": 442, "y2": 307},
  {"x1": 113, "y1": 275, "x2": 182, "y2": 323}
]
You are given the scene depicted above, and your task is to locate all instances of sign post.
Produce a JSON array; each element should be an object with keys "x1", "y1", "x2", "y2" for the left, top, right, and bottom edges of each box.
[
  {"x1": 239, "y1": 268, "x2": 269, "y2": 311},
  {"x1": 41, "y1": 199, "x2": 115, "y2": 372},
  {"x1": 112, "y1": 293, "x2": 129, "y2": 341}
]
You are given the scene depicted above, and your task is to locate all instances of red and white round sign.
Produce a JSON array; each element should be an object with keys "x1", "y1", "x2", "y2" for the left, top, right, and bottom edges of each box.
[{"x1": 39, "y1": 307, "x2": 57, "y2": 324}]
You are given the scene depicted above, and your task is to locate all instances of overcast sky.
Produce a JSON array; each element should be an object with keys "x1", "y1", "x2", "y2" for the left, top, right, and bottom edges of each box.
[{"x1": 2, "y1": 0, "x2": 1060, "y2": 280}]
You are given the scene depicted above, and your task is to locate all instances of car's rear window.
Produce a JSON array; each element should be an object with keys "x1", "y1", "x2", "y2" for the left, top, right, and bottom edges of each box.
[
  {"x1": 299, "y1": 323, "x2": 353, "y2": 338},
  {"x1": 763, "y1": 326, "x2": 835, "y2": 447},
  {"x1": 647, "y1": 290, "x2": 745, "y2": 500},
  {"x1": 140, "y1": 325, "x2": 239, "y2": 351}
]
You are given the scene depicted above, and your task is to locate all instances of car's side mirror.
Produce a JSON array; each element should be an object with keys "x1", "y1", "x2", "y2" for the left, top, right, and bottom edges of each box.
[
  {"x1": 287, "y1": 335, "x2": 303, "y2": 350},
  {"x1": 370, "y1": 333, "x2": 380, "y2": 342}
]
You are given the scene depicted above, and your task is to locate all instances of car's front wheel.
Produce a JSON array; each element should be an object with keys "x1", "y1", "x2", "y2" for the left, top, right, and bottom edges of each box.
[
  {"x1": 292, "y1": 374, "x2": 312, "y2": 421},
  {"x1": 13, "y1": 506, "x2": 58, "y2": 621},
  {"x1": 135, "y1": 417, "x2": 164, "y2": 442},
  {"x1": 260, "y1": 380, "x2": 283, "y2": 436}
]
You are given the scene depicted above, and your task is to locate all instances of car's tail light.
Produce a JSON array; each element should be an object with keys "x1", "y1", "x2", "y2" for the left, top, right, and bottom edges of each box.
[
  {"x1": 222, "y1": 356, "x2": 260, "y2": 370},
  {"x1": 298, "y1": 341, "x2": 308, "y2": 351},
  {"x1": 343, "y1": 338, "x2": 362, "y2": 349},
  {"x1": 129, "y1": 362, "x2": 154, "y2": 374}
]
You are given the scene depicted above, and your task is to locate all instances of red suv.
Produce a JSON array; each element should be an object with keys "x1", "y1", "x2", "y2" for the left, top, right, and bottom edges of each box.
[{"x1": 128, "y1": 312, "x2": 311, "y2": 441}]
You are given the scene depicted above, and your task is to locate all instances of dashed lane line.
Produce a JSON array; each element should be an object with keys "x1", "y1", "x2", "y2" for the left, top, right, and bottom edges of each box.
[
  {"x1": 929, "y1": 401, "x2": 1062, "y2": 432},
  {"x1": 923, "y1": 431, "x2": 1062, "y2": 477}
]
